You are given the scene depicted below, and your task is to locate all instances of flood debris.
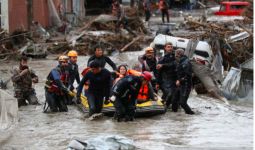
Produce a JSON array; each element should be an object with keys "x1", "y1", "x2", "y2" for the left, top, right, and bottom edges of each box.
[
  {"x1": 0, "y1": 5, "x2": 149, "y2": 60},
  {"x1": 222, "y1": 58, "x2": 253, "y2": 101},
  {"x1": 179, "y1": 15, "x2": 253, "y2": 68}
]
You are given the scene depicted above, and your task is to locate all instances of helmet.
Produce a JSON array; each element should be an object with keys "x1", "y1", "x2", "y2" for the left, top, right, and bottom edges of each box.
[
  {"x1": 67, "y1": 50, "x2": 78, "y2": 57},
  {"x1": 145, "y1": 47, "x2": 154, "y2": 54},
  {"x1": 141, "y1": 71, "x2": 152, "y2": 81},
  {"x1": 58, "y1": 55, "x2": 69, "y2": 62}
]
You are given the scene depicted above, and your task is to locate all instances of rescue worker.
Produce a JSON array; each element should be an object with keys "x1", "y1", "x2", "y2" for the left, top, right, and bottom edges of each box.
[
  {"x1": 138, "y1": 47, "x2": 159, "y2": 92},
  {"x1": 127, "y1": 69, "x2": 155, "y2": 103},
  {"x1": 110, "y1": 71, "x2": 152, "y2": 122},
  {"x1": 159, "y1": 0, "x2": 169, "y2": 23},
  {"x1": 87, "y1": 45, "x2": 117, "y2": 71},
  {"x1": 156, "y1": 42, "x2": 176, "y2": 107},
  {"x1": 67, "y1": 50, "x2": 80, "y2": 90},
  {"x1": 44, "y1": 55, "x2": 70, "y2": 112},
  {"x1": 66, "y1": 50, "x2": 80, "y2": 104},
  {"x1": 11, "y1": 56, "x2": 39, "y2": 107},
  {"x1": 76, "y1": 61, "x2": 112, "y2": 118},
  {"x1": 172, "y1": 49, "x2": 194, "y2": 114}
]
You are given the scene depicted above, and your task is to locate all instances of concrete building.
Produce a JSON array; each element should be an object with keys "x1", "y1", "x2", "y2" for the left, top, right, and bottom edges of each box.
[{"x1": 0, "y1": 0, "x2": 85, "y2": 33}]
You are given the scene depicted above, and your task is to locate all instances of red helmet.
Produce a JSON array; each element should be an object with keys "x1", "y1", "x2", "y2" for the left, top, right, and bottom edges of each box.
[{"x1": 141, "y1": 71, "x2": 152, "y2": 81}]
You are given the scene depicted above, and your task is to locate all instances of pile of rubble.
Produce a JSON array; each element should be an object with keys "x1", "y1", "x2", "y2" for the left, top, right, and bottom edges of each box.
[
  {"x1": 242, "y1": 0, "x2": 253, "y2": 23},
  {"x1": 0, "y1": 29, "x2": 30, "y2": 60},
  {"x1": 48, "y1": 7, "x2": 149, "y2": 55},
  {"x1": 179, "y1": 17, "x2": 253, "y2": 67},
  {"x1": 0, "y1": 6, "x2": 150, "y2": 60}
]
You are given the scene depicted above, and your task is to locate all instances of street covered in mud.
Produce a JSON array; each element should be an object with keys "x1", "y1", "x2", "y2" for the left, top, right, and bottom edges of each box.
[{"x1": 0, "y1": 0, "x2": 253, "y2": 150}]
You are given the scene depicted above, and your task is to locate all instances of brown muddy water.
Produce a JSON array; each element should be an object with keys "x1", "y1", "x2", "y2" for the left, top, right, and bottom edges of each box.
[{"x1": 0, "y1": 53, "x2": 253, "y2": 150}]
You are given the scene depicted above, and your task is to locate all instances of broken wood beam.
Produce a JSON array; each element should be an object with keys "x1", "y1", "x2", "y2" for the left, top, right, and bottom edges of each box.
[
  {"x1": 120, "y1": 36, "x2": 142, "y2": 52},
  {"x1": 77, "y1": 17, "x2": 97, "y2": 32}
]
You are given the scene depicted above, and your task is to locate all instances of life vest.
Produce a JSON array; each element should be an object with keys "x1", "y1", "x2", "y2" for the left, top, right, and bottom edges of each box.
[
  {"x1": 60, "y1": 73, "x2": 69, "y2": 85},
  {"x1": 81, "y1": 67, "x2": 91, "y2": 76},
  {"x1": 137, "y1": 84, "x2": 149, "y2": 102},
  {"x1": 45, "y1": 68, "x2": 68, "y2": 95},
  {"x1": 127, "y1": 69, "x2": 142, "y2": 76},
  {"x1": 81, "y1": 67, "x2": 91, "y2": 90}
]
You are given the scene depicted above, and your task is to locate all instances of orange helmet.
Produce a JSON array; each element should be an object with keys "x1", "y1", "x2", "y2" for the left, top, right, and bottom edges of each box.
[{"x1": 67, "y1": 50, "x2": 78, "y2": 57}]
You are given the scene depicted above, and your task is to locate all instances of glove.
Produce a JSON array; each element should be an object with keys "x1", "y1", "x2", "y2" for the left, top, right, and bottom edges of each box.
[
  {"x1": 109, "y1": 95, "x2": 116, "y2": 103},
  {"x1": 62, "y1": 87, "x2": 70, "y2": 94}
]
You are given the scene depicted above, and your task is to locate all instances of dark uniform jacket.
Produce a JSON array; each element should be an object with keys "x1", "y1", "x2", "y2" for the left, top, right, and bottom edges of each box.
[
  {"x1": 176, "y1": 55, "x2": 192, "y2": 85},
  {"x1": 68, "y1": 62, "x2": 80, "y2": 90},
  {"x1": 77, "y1": 68, "x2": 112, "y2": 98},
  {"x1": 139, "y1": 55, "x2": 159, "y2": 80},
  {"x1": 157, "y1": 53, "x2": 177, "y2": 85},
  {"x1": 87, "y1": 55, "x2": 117, "y2": 70},
  {"x1": 112, "y1": 75, "x2": 142, "y2": 101}
]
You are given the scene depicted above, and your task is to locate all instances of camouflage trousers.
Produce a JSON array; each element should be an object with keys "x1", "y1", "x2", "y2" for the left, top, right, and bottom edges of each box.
[{"x1": 14, "y1": 89, "x2": 39, "y2": 107}]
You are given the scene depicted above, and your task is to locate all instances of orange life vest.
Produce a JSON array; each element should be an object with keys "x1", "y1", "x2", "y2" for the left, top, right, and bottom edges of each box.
[
  {"x1": 127, "y1": 69, "x2": 142, "y2": 76},
  {"x1": 137, "y1": 84, "x2": 149, "y2": 102}
]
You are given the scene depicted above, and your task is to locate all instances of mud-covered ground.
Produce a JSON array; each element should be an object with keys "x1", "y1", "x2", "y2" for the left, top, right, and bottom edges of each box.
[{"x1": 0, "y1": 52, "x2": 253, "y2": 150}]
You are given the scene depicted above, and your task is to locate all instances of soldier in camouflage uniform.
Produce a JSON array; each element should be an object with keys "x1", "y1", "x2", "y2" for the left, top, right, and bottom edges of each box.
[{"x1": 11, "y1": 56, "x2": 39, "y2": 107}]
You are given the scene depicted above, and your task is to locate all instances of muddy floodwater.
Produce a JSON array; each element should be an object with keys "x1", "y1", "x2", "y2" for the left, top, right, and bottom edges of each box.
[{"x1": 0, "y1": 53, "x2": 253, "y2": 150}]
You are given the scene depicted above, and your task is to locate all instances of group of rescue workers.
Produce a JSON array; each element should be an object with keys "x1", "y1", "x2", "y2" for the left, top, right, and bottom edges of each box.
[{"x1": 11, "y1": 41, "x2": 194, "y2": 122}]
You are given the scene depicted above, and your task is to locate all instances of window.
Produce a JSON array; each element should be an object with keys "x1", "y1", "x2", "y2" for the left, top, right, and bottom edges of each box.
[
  {"x1": 219, "y1": 5, "x2": 226, "y2": 11},
  {"x1": 230, "y1": 5, "x2": 246, "y2": 10},
  {"x1": 194, "y1": 50, "x2": 209, "y2": 58}
]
